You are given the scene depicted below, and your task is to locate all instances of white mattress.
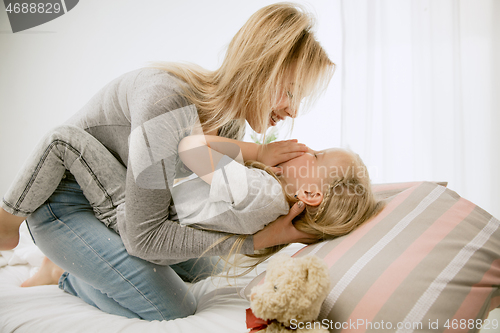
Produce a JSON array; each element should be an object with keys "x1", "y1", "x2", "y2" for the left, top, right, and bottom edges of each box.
[{"x1": 0, "y1": 223, "x2": 305, "y2": 332}]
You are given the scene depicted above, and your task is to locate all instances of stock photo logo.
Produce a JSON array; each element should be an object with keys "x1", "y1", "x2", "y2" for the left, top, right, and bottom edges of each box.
[{"x1": 4, "y1": 0, "x2": 78, "y2": 33}]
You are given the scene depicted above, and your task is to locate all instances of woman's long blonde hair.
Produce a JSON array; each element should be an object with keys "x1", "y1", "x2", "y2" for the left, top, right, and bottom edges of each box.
[{"x1": 148, "y1": 2, "x2": 335, "y2": 139}]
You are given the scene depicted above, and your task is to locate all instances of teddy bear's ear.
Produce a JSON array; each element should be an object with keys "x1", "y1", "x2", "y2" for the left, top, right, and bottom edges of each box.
[{"x1": 299, "y1": 256, "x2": 331, "y2": 293}]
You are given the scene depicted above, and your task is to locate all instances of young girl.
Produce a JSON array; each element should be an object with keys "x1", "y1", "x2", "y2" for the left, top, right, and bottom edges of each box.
[
  {"x1": 175, "y1": 132, "x2": 384, "y2": 238},
  {"x1": 0, "y1": 3, "x2": 335, "y2": 321}
]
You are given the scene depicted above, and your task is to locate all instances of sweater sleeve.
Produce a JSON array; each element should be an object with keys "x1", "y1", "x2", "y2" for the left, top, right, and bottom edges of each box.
[{"x1": 116, "y1": 69, "x2": 254, "y2": 264}]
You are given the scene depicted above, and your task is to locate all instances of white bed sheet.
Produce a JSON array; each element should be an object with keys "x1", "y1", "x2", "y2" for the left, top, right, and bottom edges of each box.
[{"x1": 0, "y1": 223, "x2": 305, "y2": 333}]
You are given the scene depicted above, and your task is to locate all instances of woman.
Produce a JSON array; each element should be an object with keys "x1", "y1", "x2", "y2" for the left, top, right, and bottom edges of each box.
[{"x1": 0, "y1": 3, "x2": 334, "y2": 320}]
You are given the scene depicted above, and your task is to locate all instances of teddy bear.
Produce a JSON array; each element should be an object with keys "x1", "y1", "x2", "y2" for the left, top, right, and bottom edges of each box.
[{"x1": 246, "y1": 254, "x2": 331, "y2": 333}]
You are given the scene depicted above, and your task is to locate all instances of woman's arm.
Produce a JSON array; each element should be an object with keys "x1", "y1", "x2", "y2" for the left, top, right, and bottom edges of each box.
[
  {"x1": 119, "y1": 70, "x2": 311, "y2": 263},
  {"x1": 253, "y1": 201, "x2": 317, "y2": 250},
  {"x1": 118, "y1": 70, "x2": 256, "y2": 263}
]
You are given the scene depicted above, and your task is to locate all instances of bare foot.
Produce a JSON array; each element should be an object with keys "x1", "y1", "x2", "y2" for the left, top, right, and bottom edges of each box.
[
  {"x1": 21, "y1": 257, "x2": 65, "y2": 287},
  {"x1": 0, "y1": 207, "x2": 25, "y2": 250}
]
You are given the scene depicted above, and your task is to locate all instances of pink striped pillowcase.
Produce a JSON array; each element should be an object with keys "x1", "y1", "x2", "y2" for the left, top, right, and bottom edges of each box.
[
  {"x1": 371, "y1": 181, "x2": 448, "y2": 199},
  {"x1": 243, "y1": 182, "x2": 500, "y2": 332}
]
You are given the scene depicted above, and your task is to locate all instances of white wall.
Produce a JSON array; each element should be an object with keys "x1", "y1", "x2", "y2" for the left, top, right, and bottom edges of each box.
[
  {"x1": 1, "y1": 1, "x2": 498, "y2": 221},
  {"x1": 0, "y1": 0, "x2": 338, "y2": 196}
]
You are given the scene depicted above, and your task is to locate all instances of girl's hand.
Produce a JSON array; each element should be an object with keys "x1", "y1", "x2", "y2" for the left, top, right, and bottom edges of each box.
[
  {"x1": 253, "y1": 201, "x2": 317, "y2": 250},
  {"x1": 256, "y1": 139, "x2": 308, "y2": 167}
]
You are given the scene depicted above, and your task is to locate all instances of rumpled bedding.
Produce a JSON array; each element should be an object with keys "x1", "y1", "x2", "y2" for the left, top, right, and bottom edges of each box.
[{"x1": 0, "y1": 222, "x2": 305, "y2": 333}]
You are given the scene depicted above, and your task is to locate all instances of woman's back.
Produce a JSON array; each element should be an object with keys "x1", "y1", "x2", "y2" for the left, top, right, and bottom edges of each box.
[{"x1": 66, "y1": 67, "x2": 187, "y2": 167}]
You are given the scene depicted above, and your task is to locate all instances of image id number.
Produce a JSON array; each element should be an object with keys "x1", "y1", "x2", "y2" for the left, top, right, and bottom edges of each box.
[
  {"x1": 6, "y1": 2, "x2": 61, "y2": 14},
  {"x1": 444, "y1": 319, "x2": 499, "y2": 330}
]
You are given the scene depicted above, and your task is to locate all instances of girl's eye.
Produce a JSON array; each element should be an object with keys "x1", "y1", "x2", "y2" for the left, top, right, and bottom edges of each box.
[
  {"x1": 314, "y1": 154, "x2": 317, "y2": 159},
  {"x1": 286, "y1": 91, "x2": 293, "y2": 99}
]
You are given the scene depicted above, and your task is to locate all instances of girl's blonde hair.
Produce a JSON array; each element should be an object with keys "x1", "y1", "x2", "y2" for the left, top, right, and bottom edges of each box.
[
  {"x1": 290, "y1": 152, "x2": 385, "y2": 239},
  {"x1": 148, "y1": 2, "x2": 334, "y2": 139}
]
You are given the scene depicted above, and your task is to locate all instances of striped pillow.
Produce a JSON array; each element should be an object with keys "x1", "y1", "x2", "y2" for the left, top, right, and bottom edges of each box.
[
  {"x1": 243, "y1": 182, "x2": 500, "y2": 332},
  {"x1": 372, "y1": 181, "x2": 448, "y2": 200}
]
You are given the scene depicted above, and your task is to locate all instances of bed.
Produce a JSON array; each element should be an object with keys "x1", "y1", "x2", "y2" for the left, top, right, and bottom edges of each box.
[
  {"x1": 1, "y1": 182, "x2": 499, "y2": 333},
  {"x1": 0, "y1": 219, "x2": 284, "y2": 333}
]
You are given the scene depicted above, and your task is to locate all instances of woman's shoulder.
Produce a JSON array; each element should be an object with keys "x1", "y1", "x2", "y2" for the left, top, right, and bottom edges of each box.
[
  {"x1": 129, "y1": 67, "x2": 188, "y2": 104},
  {"x1": 125, "y1": 67, "x2": 192, "y2": 123},
  {"x1": 93, "y1": 67, "x2": 185, "y2": 106},
  {"x1": 131, "y1": 67, "x2": 184, "y2": 90}
]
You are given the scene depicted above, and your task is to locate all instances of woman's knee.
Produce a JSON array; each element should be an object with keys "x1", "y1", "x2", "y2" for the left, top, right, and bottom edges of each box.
[
  {"x1": 43, "y1": 125, "x2": 85, "y2": 142},
  {"x1": 39, "y1": 125, "x2": 87, "y2": 161}
]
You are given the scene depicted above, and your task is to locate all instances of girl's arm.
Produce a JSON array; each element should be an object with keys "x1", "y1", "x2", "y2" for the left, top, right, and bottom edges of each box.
[
  {"x1": 178, "y1": 135, "x2": 255, "y2": 184},
  {"x1": 178, "y1": 134, "x2": 307, "y2": 184}
]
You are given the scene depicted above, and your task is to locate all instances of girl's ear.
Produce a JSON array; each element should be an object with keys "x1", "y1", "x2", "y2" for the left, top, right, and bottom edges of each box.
[{"x1": 296, "y1": 188, "x2": 323, "y2": 207}]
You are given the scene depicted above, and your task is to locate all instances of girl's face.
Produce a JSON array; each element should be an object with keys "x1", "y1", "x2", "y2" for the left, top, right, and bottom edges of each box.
[{"x1": 277, "y1": 148, "x2": 355, "y2": 205}]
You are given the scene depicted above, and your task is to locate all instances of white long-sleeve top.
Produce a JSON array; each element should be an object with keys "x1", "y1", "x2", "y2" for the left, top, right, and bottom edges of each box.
[{"x1": 172, "y1": 156, "x2": 289, "y2": 235}]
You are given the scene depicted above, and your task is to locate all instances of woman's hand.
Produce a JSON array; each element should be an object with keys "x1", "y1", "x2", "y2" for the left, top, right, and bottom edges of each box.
[
  {"x1": 253, "y1": 201, "x2": 317, "y2": 250},
  {"x1": 256, "y1": 139, "x2": 308, "y2": 168}
]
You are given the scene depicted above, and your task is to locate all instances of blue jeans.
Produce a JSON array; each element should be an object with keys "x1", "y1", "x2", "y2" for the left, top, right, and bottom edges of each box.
[{"x1": 27, "y1": 173, "x2": 219, "y2": 320}]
